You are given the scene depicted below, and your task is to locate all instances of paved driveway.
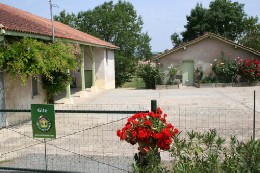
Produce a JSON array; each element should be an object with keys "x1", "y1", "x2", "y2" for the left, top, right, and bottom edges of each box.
[
  {"x1": 1, "y1": 86, "x2": 259, "y2": 172},
  {"x1": 63, "y1": 86, "x2": 260, "y2": 112}
]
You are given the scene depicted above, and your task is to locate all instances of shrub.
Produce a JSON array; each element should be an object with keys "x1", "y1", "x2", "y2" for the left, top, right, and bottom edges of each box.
[
  {"x1": 166, "y1": 65, "x2": 180, "y2": 85},
  {"x1": 222, "y1": 136, "x2": 260, "y2": 172},
  {"x1": 130, "y1": 129, "x2": 260, "y2": 172},
  {"x1": 238, "y1": 58, "x2": 260, "y2": 82},
  {"x1": 170, "y1": 130, "x2": 260, "y2": 173},
  {"x1": 200, "y1": 76, "x2": 216, "y2": 84},
  {"x1": 212, "y1": 55, "x2": 238, "y2": 83},
  {"x1": 137, "y1": 62, "x2": 164, "y2": 89},
  {"x1": 132, "y1": 147, "x2": 169, "y2": 173}
]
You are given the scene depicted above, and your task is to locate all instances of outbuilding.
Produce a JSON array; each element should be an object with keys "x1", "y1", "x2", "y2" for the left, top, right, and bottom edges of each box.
[{"x1": 153, "y1": 33, "x2": 260, "y2": 86}]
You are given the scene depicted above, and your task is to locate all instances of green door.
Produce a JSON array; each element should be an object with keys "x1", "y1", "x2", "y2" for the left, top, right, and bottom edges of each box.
[
  {"x1": 84, "y1": 70, "x2": 92, "y2": 88},
  {"x1": 182, "y1": 61, "x2": 194, "y2": 86}
]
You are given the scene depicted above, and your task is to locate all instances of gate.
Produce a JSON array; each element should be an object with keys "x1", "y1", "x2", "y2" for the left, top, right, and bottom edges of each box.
[
  {"x1": 0, "y1": 104, "x2": 258, "y2": 172},
  {"x1": 0, "y1": 105, "x2": 149, "y2": 172}
]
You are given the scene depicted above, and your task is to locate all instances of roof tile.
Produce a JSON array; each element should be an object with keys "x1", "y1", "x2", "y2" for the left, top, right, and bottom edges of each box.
[{"x1": 0, "y1": 3, "x2": 118, "y2": 49}]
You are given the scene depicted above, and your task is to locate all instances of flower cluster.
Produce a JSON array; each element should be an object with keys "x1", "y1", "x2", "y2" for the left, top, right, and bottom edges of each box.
[
  {"x1": 238, "y1": 58, "x2": 260, "y2": 82},
  {"x1": 117, "y1": 108, "x2": 178, "y2": 151}
]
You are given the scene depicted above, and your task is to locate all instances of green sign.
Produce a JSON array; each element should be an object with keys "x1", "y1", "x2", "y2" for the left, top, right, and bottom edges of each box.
[{"x1": 31, "y1": 104, "x2": 56, "y2": 138}]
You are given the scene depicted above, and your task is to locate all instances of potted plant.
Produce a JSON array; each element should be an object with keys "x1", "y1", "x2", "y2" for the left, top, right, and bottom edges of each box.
[{"x1": 116, "y1": 107, "x2": 178, "y2": 166}]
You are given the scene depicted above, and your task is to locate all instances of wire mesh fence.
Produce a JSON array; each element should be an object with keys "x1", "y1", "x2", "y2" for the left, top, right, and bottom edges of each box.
[
  {"x1": 0, "y1": 104, "x2": 259, "y2": 172},
  {"x1": 161, "y1": 106, "x2": 259, "y2": 141}
]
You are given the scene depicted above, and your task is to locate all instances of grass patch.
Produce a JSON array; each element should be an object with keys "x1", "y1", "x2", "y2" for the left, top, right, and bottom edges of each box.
[
  {"x1": 0, "y1": 159, "x2": 11, "y2": 165},
  {"x1": 121, "y1": 77, "x2": 145, "y2": 89}
]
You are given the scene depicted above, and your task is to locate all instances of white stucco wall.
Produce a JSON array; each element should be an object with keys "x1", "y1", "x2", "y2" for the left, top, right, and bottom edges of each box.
[
  {"x1": 159, "y1": 37, "x2": 260, "y2": 83},
  {"x1": 95, "y1": 47, "x2": 106, "y2": 88},
  {"x1": 95, "y1": 48, "x2": 115, "y2": 89},
  {"x1": 4, "y1": 73, "x2": 46, "y2": 108},
  {"x1": 104, "y1": 49, "x2": 115, "y2": 89},
  {"x1": 3, "y1": 73, "x2": 46, "y2": 125},
  {"x1": 72, "y1": 46, "x2": 115, "y2": 89}
]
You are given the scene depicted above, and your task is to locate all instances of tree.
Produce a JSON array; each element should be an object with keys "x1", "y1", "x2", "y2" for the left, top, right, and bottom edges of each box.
[
  {"x1": 206, "y1": 0, "x2": 246, "y2": 41},
  {"x1": 135, "y1": 33, "x2": 153, "y2": 60},
  {"x1": 54, "y1": 1, "x2": 152, "y2": 87},
  {"x1": 182, "y1": 3, "x2": 208, "y2": 42},
  {"x1": 239, "y1": 17, "x2": 260, "y2": 51},
  {"x1": 172, "y1": 0, "x2": 248, "y2": 45},
  {"x1": 54, "y1": 10, "x2": 78, "y2": 28},
  {"x1": 171, "y1": 32, "x2": 183, "y2": 47}
]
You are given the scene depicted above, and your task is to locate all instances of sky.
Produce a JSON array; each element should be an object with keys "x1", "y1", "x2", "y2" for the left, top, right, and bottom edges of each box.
[{"x1": 1, "y1": 0, "x2": 260, "y2": 52}]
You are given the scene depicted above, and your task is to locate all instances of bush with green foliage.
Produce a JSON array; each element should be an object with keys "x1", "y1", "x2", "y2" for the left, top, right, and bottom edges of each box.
[
  {"x1": 166, "y1": 65, "x2": 180, "y2": 85},
  {"x1": 170, "y1": 130, "x2": 260, "y2": 173},
  {"x1": 132, "y1": 147, "x2": 168, "y2": 173},
  {"x1": 0, "y1": 38, "x2": 79, "y2": 103},
  {"x1": 137, "y1": 62, "x2": 164, "y2": 89},
  {"x1": 130, "y1": 129, "x2": 260, "y2": 173},
  {"x1": 171, "y1": 130, "x2": 226, "y2": 172},
  {"x1": 200, "y1": 76, "x2": 216, "y2": 84},
  {"x1": 212, "y1": 55, "x2": 239, "y2": 83}
]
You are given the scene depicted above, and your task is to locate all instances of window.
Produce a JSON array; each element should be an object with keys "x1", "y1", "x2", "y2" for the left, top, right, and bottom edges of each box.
[{"x1": 32, "y1": 77, "x2": 38, "y2": 96}]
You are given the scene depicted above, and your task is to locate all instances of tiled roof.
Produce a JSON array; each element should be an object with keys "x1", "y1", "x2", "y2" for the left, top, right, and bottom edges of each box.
[
  {"x1": 0, "y1": 3, "x2": 118, "y2": 49},
  {"x1": 153, "y1": 32, "x2": 260, "y2": 60}
]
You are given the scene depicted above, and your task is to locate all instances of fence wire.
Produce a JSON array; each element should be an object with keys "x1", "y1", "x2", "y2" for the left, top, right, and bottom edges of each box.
[{"x1": 0, "y1": 105, "x2": 259, "y2": 172}]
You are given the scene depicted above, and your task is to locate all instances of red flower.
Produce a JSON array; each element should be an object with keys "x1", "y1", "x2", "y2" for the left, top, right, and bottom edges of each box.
[
  {"x1": 156, "y1": 107, "x2": 163, "y2": 114},
  {"x1": 174, "y1": 128, "x2": 179, "y2": 134},
  {"x1": 138, "y1": 129, "x2": 147, "y2": 140},
  {"x1": 116, "y1": 107, "x2": 178, "y2": 151},
  {"x1": 131, "y1": 131, "x2": 137, "y2": 139},
  {"x1": 144, "y1": 120, "x2": 152, "y2": 127}
]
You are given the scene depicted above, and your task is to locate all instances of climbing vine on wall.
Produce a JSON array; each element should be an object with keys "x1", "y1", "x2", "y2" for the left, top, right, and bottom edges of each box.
[{"x1": 0, "y1": 37, "x2": 80, "y2": 103}]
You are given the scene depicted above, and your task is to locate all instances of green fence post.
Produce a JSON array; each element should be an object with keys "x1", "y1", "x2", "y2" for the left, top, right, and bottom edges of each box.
[{"x1": 151, "y1": 100, "x2": 157, "y2": 113}]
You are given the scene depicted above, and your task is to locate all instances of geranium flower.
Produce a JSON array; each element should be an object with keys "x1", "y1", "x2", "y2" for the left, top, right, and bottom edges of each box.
[{"x1": 116, "y1": 107, "x2": 178, "y2": 151}]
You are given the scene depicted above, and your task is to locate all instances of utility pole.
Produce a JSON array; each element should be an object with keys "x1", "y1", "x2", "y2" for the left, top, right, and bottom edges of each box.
[{"x1": 49, "y1": 0, "x2": 55, "y2": 42}]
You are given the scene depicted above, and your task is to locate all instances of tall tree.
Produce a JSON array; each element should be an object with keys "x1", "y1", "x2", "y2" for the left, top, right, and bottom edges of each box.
[
  {"x1": 171, "y1": 0, "x2": 248, "y2": 46},
  {"x1": 171, "y1": 32, "x2": 183, "y2": 47},
  {"x1": 239, "y1": 17, "x2": 260, "y2": 51},
  {"x1": 136, "y1": 33, "x2": 153, "y2": 60},
  {"x1": 55, "y1": 1, "x2": 152, "y2": 87},
  {"x1": 206, "y1": 0, "x2": 246, "y2": 40},
  {"x1": 182, "y1": 3, "x2": 208, "y2": 42},
  {"x1": 54, "y1": 10, "x2": 78, "y2": 28}
]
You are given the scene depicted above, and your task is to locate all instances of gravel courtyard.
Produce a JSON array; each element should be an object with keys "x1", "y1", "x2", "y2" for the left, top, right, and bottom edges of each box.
[{"x1": 0, "y1": 86, "x2": 259, "y2": 172}]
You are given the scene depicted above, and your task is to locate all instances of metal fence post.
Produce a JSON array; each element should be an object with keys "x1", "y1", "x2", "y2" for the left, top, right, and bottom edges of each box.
[{"x1": 151, "y1": 100, "x2": 157, "y2": 113}]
